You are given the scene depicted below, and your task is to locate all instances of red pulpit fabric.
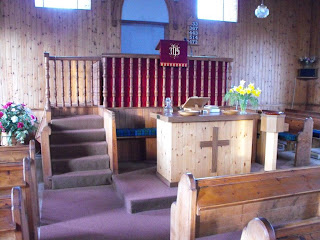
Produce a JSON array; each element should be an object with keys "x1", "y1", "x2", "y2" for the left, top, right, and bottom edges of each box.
[{"x1": 156, "y1": 40, "x2": 188, "y2": 67}]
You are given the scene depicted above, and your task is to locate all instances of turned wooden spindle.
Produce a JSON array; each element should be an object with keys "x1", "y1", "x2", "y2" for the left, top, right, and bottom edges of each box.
[
  {"x1": 193, "y1": 60, "x2": 197, "y2": 96},
  {"x1": 201, "y1": 60, "x2": 204, "y2": 97},
  {"x1": 121, "y1": 57, "x2": 125, "y2": 107},
  {"x1": 214, "y1": 61, "x2": 219, "y2": 105},
  {"x1": 146, "y1": 58, "x2": 150, "y2": 107},
  {"x1": 208, "y1": 61, "x2": 212, "y2": 105},
  {"x1": 102, "y1": 57, "x2": 108, "y2": 107},
  {"x1": 154, "y1": 59, "x2": 158, "y2": 107}
]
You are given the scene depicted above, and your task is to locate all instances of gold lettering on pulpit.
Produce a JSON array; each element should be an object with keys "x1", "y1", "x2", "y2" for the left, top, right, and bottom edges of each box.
[{"x1": 169, "y1": 44, "x2": 180, "y2": 59}]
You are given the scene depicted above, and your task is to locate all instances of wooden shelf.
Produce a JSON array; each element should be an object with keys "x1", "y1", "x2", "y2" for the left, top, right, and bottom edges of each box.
[
  {"x1": 297, "y1": 76, "x2": 318, "y2": 80},
  {"x1": 117, "y1": 135, "x2": 156, "y2": 140}
]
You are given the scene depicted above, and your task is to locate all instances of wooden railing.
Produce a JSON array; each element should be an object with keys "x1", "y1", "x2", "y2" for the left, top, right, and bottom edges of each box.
[
  {"x1": 45, "y1": 53, "x2": 233, "y2": 109},
  {"x1": 44, "y1": 53, "x2": 101, "y2": 110}
]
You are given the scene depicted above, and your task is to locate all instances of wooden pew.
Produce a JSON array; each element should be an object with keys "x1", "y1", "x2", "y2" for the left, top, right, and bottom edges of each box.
[
  {"x1": 282, "y1": 116, "x2": 313, "y2": 166},
  {"x1": 285, "y1": 108, "x2": 320, "y2": 129},
  {"x1": 170, "y1": 167, "x2": 320, "y2": 240},
  {"x1": 0, "y1": 186, "x2": 29, "y2": 240},
  {"x1": 241, "y1": 216, "x2": 320, "y2": 240},
  {"x1": 0, "y1": 141, "x2": 39, "y2": 240},
  {"x1": 102, "y1": 107, "x2": 162, "y2": 173}
]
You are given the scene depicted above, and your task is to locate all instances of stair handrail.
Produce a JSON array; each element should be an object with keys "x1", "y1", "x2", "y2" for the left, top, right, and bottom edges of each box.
[
  {"x1": 40, "y1": 123, "x2": 52, "y2": 189},
  {"x1": 35, "y1": 109, "x2": 51, "y2": 144},
  {"x1": 101, "y1": 108, "x2": 118, "y2": 174}
]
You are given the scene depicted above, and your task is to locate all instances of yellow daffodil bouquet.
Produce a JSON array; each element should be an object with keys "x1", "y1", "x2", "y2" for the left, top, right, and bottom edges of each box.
[{"x1": 224, "y1": 80, "x2": 261, "y2": 114}]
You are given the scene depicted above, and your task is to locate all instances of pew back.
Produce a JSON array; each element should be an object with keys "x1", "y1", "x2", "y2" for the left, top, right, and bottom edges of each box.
[
  {"x1": 170, "y1": 167, "x2": 320, "y2": 240},
  {"x1": 0, "y1": 141, "x2": 39, "y2": 240},
  {"x1": 0, "y1": 164, "x2": 29, "y2": 240},
  {"x1": 241, "y1": 216, "x2": 320, "y2": 240}
]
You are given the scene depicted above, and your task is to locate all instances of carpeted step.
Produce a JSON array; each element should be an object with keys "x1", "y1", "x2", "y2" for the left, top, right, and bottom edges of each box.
[
  {"x1": 50, "y1": 129, "x2": 106, "y2": 144},
  {"x1": 51, "y1": 142, "x2": 107, "y2": 159},
  {"x1": 112, "y1": 167, "x2": 177, "y2": 213},
  {"x1": 52, "y1": 169, "x2": 112, "y2": 189},
  {"x1": 51, "y1": 115, "x2": 104, "y2": 131},
  {"x1": 52, "y1": 155, "x2": 110, "y2": 174}
]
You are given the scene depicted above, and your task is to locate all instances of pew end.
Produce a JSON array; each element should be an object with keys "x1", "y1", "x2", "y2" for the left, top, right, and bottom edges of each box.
[
  {"x1": 171, "y1": 167, "x2": 320, "y2": 240},
  {"x1": 241, "y1": 216, "x2": 320, "y2": 240}
]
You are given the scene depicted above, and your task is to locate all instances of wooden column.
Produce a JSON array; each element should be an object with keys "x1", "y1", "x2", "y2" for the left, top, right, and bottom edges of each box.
[{"x1": 260, "y1": 114, "x2": 286, "y2": 171}]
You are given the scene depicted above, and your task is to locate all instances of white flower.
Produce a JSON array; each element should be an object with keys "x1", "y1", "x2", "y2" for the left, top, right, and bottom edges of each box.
[
  {"x1": 240, "y1": 80, "x2": 246, "y2": 86},
  {"x1": 11, "y1": 108, "x2": 16, "y2": 111},
  {"x1": 11, "y1": 116, "x2": 18, "y2": 123}
]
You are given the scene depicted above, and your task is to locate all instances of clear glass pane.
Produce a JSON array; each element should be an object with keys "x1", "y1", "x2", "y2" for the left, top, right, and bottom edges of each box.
[
  {"x1": 224, "y1": 0, "x2": 238, "y2": 22},
  {"x1": 35, "y1": 0, "x2": 44, "y2": 7},
  {"x1": 198, "y1": 0, "x2": 223, "y2": 21},
  {"x1": 43, "y1": 0, "x2": 77, "y2": 9},
  {"x1": 78, "y1": 0, "x2": 91, "y2": 10}
]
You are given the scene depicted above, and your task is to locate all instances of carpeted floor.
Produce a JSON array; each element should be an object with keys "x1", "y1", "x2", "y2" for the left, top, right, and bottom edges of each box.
[
  {"x1": 40, "y1": 185, "x2": 171, "y2": 240},
  {"x1": 39, "y1": 151, "x2": 320, "y2": 240}
]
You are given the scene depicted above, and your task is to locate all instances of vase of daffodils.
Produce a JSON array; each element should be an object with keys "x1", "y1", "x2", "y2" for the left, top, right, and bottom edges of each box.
[{"x1": 224, "y1": 80, "x2": 261, "y2": 114}]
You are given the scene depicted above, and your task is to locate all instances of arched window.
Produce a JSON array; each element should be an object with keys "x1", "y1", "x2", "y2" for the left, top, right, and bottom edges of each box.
[{"x1": 121, "y1": 0, "x2": 169, "y2": 54}]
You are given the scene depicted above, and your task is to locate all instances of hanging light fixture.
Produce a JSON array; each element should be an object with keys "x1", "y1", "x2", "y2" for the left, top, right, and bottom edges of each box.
[{"x1": 255, "y1": 0, "x2": 269, "y2": 18}]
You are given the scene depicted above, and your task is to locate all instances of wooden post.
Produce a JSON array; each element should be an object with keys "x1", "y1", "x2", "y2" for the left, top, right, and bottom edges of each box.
[
  {"x1": 260, "y1": 114, "x2": 286, "y2": 171},
  {"x1": 44, "y1": 53, "x2": 50, "y2": 110},
  {"x1": 41, "y1": 125, "x2": 52, "y2": 189}
]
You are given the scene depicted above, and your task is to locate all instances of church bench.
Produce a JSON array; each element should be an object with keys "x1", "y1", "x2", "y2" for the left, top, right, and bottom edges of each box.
[
  {"x1": 241, "y1": 216, "x2": 320, "y2": 240},
  {"x1": 281, "y1": 115, "x2": 313, "y2": 166},
  {"x1": 0, "y1": 186, "x2": 29, "y2": 240},
  {"x1": 170, "y1": 167, "x2": 320, "y2": 240},
  {"x1": 0, "y1": 141, "x2": 39, "y2": 240},
  {"x1": 101, "y1": 107, "x2": 162, "y2": 173}
]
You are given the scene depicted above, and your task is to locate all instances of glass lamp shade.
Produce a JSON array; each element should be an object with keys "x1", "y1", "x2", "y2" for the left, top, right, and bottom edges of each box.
[{"x1": 255, "y1": 4, "x2": 269, "y2": 18}]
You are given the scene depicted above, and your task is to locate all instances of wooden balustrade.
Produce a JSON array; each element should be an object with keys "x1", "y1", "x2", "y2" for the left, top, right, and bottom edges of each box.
[
  {"x1": 44, "y1": 53, "x2": 101, "y2": 108},
  {"x1": 45, "y1": 53, "x2": 233, "y2": 109}
]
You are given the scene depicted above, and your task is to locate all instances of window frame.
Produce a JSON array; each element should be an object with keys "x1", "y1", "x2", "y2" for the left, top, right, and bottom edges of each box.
[
  {"x1": 34, "y1": 0, "x2": 91, "y2": 10},
  {"x1": 197, "y1": 0, "x2": 238, "y2": 23}
]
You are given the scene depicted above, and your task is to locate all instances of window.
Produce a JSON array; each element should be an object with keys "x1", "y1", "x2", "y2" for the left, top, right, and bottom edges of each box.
[
  {"x1": 35, "y1": 0, "x2": 91, "y2": 10},
  {"x1": 121, "y1": 0, "x2": 169, "y2": 54},
  {"x1": 197, "y1": 0, "x2": 238, "y2": 22}
]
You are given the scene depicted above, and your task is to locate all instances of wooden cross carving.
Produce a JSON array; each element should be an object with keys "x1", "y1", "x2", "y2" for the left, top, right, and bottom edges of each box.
[{"x1": 200, "y1": 127, "x2": 229, "y2": 173}]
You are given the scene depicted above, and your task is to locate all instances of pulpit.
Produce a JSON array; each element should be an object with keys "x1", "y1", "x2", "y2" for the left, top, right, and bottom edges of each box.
[{"x1": 151, "y1": 112, "x2": 260, "y2": 186}]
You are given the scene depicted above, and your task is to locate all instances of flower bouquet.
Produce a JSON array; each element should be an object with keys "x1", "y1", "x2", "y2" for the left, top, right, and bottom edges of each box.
[
  {"x1": 0, "y1": 102, "x2": 38, "y2": 145},
  {"x1": 299, "y1": 57, "x2": 316, "y2": 68},
  {"x1": 224, "y1": 80, "x2": 261, "y2": 114}
]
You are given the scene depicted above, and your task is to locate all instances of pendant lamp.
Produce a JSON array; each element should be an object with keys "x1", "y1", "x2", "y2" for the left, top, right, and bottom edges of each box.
[{"x1": 255, "y1": 0, "x2": 269, "y2": 18}]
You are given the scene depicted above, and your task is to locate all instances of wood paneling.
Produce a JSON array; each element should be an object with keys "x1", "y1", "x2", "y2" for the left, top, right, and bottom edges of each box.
[{"x1": 0, "y1": 0, "x2": 316, "y2": 110}]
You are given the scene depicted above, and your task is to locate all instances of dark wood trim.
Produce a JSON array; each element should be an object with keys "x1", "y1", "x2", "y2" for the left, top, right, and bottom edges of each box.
[{"x1": 156, "y1": 172, "x2": 178, "y2": 188}]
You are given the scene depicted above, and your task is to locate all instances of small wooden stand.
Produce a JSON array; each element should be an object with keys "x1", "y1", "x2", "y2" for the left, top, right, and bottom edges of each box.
[{"x1": 260, "y1": 114, "x2": 286, "y2": 171}]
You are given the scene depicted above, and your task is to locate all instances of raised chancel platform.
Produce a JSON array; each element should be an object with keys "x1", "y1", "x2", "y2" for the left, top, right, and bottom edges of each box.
[{"x1": 151, "y1": 111, "x2": 260, "y2": 186}]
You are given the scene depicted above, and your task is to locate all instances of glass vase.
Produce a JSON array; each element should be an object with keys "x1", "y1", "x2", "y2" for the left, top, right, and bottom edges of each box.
[{"x1": 239, "y1": 99, "x2": 248, "y2": 115}]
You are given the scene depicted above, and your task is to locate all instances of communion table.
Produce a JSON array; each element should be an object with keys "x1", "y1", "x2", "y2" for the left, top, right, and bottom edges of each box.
[{"x1": 151, "y1": 112, "x2": 260, "y2": 186}]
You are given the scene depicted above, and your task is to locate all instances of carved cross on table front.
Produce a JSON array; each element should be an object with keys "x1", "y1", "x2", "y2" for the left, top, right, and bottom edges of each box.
[{"x1": 200, "y1": 127, "x2": 230, "y2": 172}]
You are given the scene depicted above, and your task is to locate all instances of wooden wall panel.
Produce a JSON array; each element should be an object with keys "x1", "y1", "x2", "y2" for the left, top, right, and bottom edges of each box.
[{"x1": 0, "y1": 0, "x2": 316, "y2": 110}]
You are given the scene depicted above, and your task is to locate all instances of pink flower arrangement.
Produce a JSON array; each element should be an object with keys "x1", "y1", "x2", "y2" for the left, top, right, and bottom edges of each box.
[{"x1": 0, "y1": 102, "x2": 38, "y2": 144}]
